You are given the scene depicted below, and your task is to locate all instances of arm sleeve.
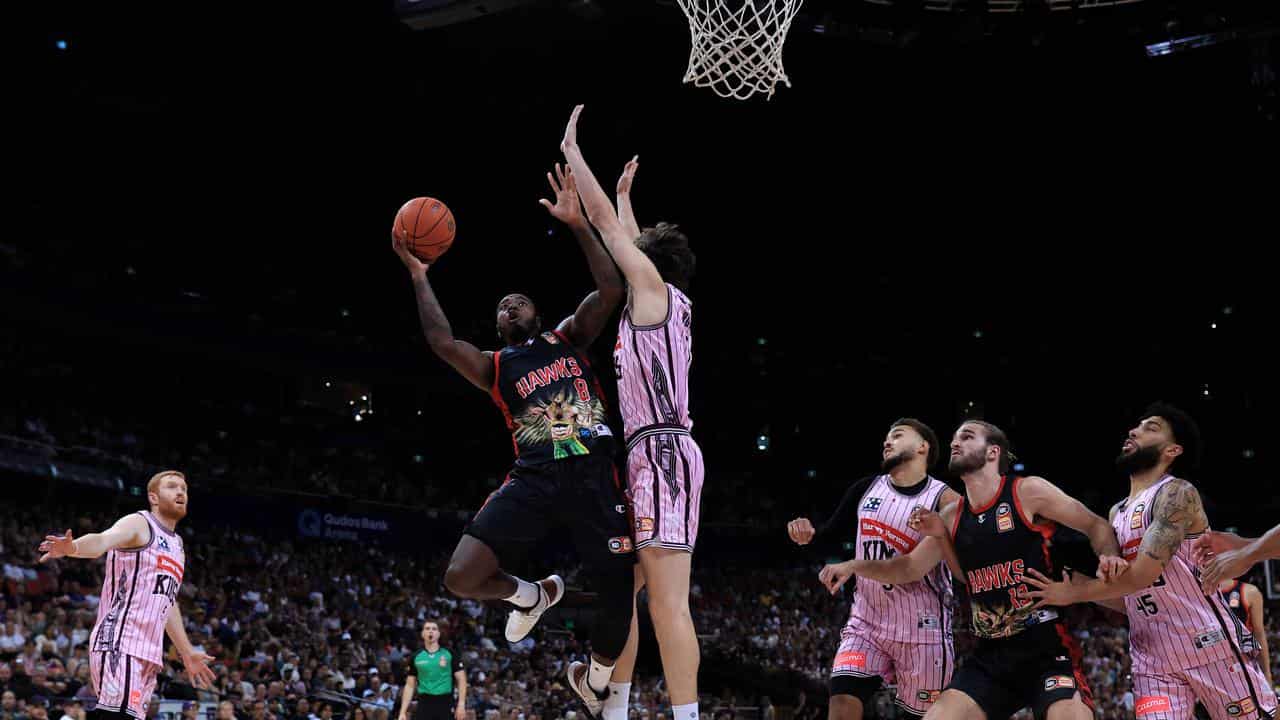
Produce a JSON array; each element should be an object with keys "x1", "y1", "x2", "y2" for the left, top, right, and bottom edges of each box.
[{"x1": 809, "y1": 476, "x2": 875, "y2": 555}]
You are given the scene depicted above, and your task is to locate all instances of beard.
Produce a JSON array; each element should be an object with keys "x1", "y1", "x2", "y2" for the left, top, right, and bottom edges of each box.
[
  {"x1": 507, "y1": 321, "x2": 534, "y2": 344},
  {"x1": 881, "y1": 449, "x2": 913, "y2": 473},
  {"x1": 1116, "y1": 443, "x2": 1164, "y2": 475},
  {"x1": 948, "y1": 449, "x2": 986, "y2": 475}
]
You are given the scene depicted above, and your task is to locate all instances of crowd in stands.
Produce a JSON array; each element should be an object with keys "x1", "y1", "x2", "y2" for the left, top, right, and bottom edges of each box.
[{"x1": 4, "y1": 499, "x2": 1278, "y2": 720}]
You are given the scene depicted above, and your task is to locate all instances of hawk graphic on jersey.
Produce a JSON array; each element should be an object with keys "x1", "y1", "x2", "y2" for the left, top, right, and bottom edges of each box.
[
  {"x1": 969, "y1": 599, "x2": 1036, "y2": 639},
  {"x1": 514, "y1": 390, "x2": 606, "y2": 459}
]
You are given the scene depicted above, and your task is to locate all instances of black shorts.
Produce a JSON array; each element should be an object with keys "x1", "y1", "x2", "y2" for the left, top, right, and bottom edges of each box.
[
  {"x1": 465, "y1": 451, "x2": 634, "y2": 570},
  {"x1": 947, "y1": 623, "x2": 1093, "y2": 720},
  {"x1": 415, "y1": 694, "x2": 454, "y2": 720}
]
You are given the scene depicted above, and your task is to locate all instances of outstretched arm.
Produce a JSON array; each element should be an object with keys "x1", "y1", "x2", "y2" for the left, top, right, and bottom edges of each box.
[
  {"x1": 38, "y1": 514, "x2": 149, "y2": 561},
  {"x1": 559, "y1": 105, "x2": 669, "y2": 325},
  {"x1": 1018, "y1": 476, "x2": 1124, "y2": 562},
  {"x1": 818, "y1": 534, "x2": 947, "y2": 591},
  {"x1": 539, "y1": 163, "x2": 623, "y2": 350},
  {"x1": 616, "y1": 155, "x2": 642, "y2": 241},
  {"x1": 391, "y1": 234, "x2": 494, "y2": 391},
  {"x1": 1027, "y1": 478, "x2": 1204, "y2": 606},
  {"x1": 786, "y1": 477, "x2": 873, "y2": 550},
  {"x1": 1199, "y1": 524, "x2": 1280, "y2": 592}
]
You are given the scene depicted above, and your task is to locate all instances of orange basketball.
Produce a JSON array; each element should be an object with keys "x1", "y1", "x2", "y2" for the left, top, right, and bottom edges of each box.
[{"x1": 393, "y1": 197, "x2": 456, "y2": 263}]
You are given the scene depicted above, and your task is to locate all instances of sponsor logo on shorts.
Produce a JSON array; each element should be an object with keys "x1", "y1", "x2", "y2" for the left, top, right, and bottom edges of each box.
[
  {"x1": 635, "y1": 517, "x2": 654, "y2": 533},
  {"x1": 833, "y1": 651, "x2": 867, "y2": 669},
  {"x1": 129, "y1": 690, "x2": 143, "y2": 710},
  {"x1": 1226, "y1": 698, "x2": 1256, "y2": 717},
  {"x1": 1136, "y1": 696, "x2": 1173, "y2": 715},
  {"x1": 917, "y1": 690, "x2": 940, "y2": 704},
  {"x1": 1130, "y1": 503, "x2": 1146, "y2": 530},
  {"x1": 862, "y1": 497, "x2": 883, "y2": 512},
  {"x1": 615, "y1": 504, "x2": 627, "y2": 514},
  {"x1": 608, "y1": 536, "x2": 634, "y2": 553},
  {"x1": 996, "y1": 503, "x2": 1014, "y2": 533},
  {"x1": 1043, "y1": 675, "x2": 1076, "y2": 691}
]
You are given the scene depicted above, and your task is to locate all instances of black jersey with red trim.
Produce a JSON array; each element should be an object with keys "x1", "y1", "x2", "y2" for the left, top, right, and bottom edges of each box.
[
  {"x1": 489, "y1": 330, "x2": 613, "y2": 467},
  {"x1": 950, "y1": 476, "x2": 1060, "y2": 640}
]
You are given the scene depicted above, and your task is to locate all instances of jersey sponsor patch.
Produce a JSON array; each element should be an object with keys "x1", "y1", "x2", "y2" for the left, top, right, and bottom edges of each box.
[
  {"x1": 916, "y1": 690, "x2": 940, "y2": 704},
  {"x1": 996, "y1": 503, "x2": 1014, "y2": 533},
  {"x1": 917, "y1": 614, "x2": 940, "y2": 630},
  {"x1": 1194, "y1": 629, "x2": 1225, "y2": 649},
  {"x1": 1130, "y1": 502, "x2": 1146, "y2": 530},
  {"x1": 635, "y1": 517, "x2": 654, "y2": 533},
  {"x1": 1226, "y1": 698, "x2": 1257, "y2": 717},
  {"x1": 860, "y1": 518, "x2": 917, "y2": 555},
  {"x1": 1136, "y1": 696, "x2": 1173, "y2": 715},
  {"x1": 833, "y1": 651, "x2": 867, "y2": 669},
  {"x1": 1043, "y1": 675, "x2": 1076, "y2": 691},
  {"x1": 608, "y1": 536, "x2": 634, "y2": 554},
  {"x1": 862, "y1": 497, "x2": 883, "y2": 512},
  {"x1": 439, "y1": 657, "x2": 448, "y2": 668}
]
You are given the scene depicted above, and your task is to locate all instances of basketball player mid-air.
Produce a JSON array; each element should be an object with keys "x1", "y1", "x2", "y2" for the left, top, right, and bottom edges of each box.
[
  {"x1": 559, "y1": 106, "x2": 704, "y2": 720},
  {"x1": 391, "y1": 163, "x2": 635, "y2": 716}
]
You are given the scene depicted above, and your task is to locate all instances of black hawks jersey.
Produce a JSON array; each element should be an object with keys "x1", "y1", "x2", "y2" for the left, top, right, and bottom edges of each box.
[
  {"x1": 950, "y1": 476, "x2": 1061, "y2": 640},
  {"x1": 490, "y1": 329, "x2": 613, "y2": 467}
]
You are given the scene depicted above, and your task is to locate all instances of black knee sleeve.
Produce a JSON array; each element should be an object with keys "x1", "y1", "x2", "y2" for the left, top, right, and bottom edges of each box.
[
  {"x1": 588, "y1": 558, "x2": 636, "y2": 660},
  {"x1": 830, "y1": 674, "x2": 883, "y2": 706}
]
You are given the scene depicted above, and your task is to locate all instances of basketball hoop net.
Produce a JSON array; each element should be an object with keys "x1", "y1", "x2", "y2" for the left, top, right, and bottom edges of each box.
[{"x1": 675, "y1": 0, "x2": 804, "y2": 101}]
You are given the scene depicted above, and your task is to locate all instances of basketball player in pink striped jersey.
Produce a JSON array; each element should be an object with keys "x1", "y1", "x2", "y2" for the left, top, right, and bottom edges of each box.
[
  {"x1": 788, "y1": 419, "x2": 961, "y2": 720},
  {"x1": 560, "y1": 105, "x2": 703, "y2": 720},
  {"x1": 36, "y1": 471, "x2": 215, "y2": 720},
  {"x1": 1025, "y1": 404, "x2": 1277, "y2": 720}
]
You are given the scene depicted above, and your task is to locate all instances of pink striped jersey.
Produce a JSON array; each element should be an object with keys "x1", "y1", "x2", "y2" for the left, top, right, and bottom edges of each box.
[
  {"x1": 89, "y1": 511, "x2": 185, "y2": 665},
  {"x1": 1113, "y1": 475, "x2": 1251, "y2": 674},
  {"x1": 848, "y1": 475, "x2": 954, "y2": 643},
  {"x1": 613, "y1": 284, "x2": 694, "y2": 441}
]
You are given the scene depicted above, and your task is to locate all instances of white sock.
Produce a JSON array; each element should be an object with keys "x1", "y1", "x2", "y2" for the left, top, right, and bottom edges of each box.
[
  {"x1": 602, "y1": 682, "x2": 630, "y2": 720},
  {"x1": 673, "y1": 703, "x2": 699, "y2": 720},
  {"x1": 504, "y1": 578, "x2": 540, "y2": 609},
  {"x1": 587, "y1": 658, "x2": 614, "y2": 695}
]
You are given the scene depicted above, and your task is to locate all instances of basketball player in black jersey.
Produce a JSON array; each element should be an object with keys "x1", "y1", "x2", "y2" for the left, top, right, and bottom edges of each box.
[
  {"x1": 391, "y1": 164, "x2": 635, "y2": 718},
  {"x1": 820, "y1": 420, "x2": 1127, "y2": 720}
]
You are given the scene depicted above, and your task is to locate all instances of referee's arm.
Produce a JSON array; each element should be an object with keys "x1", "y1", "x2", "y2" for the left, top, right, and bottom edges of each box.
[
  {"x1": 452, "y1": 654, "x2": 467, "y2": 720},
  {"x1": 398, "y1": 667, "x2": 417, "y2": 720}
]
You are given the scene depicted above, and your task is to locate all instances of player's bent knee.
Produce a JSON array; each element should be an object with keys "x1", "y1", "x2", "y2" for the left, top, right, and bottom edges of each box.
[
  {"x1": 925, "y1": 690, "x2": 983, "y2": 720},
  {"x1": 442, "y1": 563, "x2": 476, "y2": 598},
  {"x1": 828, "y1": 693, "x2": 863, "y2": 720}
]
